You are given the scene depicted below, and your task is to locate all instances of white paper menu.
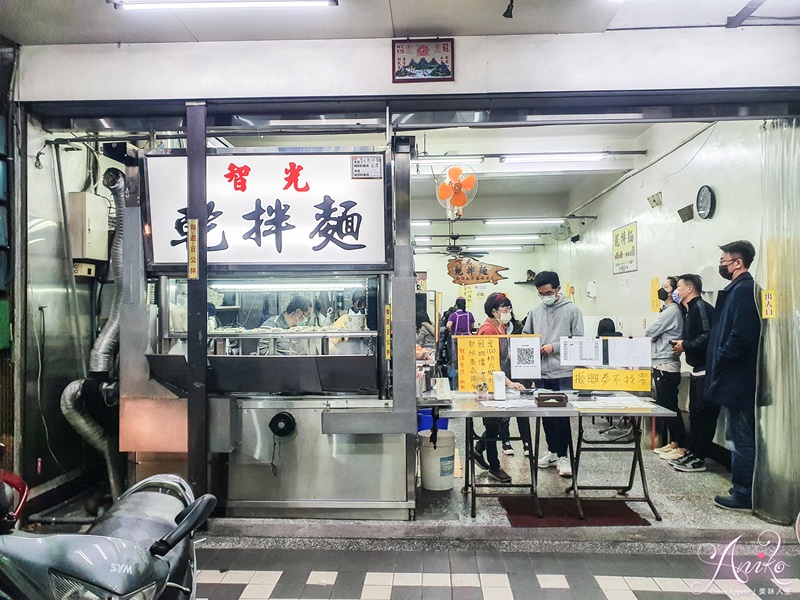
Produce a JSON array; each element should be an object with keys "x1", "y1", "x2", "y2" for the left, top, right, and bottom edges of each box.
[
  {"x1": 559, "y1": 336, "x2": 603, "y2": 367},
  {"x1": 607, "y1": 337, "x2": 653, "y2": 368}
]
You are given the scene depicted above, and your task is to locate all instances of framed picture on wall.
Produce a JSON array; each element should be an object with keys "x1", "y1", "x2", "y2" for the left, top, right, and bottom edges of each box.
[
  {"x1": 392, "y1": 38, "x2": 454, "y2": 83},
  {"x1": 612, "y1": 222, "x2": 638, "y2": 274}
]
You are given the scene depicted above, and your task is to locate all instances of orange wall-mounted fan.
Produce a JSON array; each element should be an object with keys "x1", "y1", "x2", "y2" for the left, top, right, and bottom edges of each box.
[{"x1": 435, "y1": 165, "x2": 478, "y2": 219}]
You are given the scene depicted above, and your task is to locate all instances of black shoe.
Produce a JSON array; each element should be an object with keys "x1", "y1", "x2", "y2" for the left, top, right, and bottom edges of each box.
[
  {"x1": 472, "y1": 448, "x2": 490, "y2": 471},
  {"x1": 672, "y1": 456, "x2": 706, "y2": 472},
  {"x1": 488, "y1": 468, "x2": 512, "y2": 483},
  {"x1": 522, "y1": 444, "x2": 531, "y2": 457},
  {"x1": 668, "y1": 451, "x2": 694, "y2": 467},
  {"x1": 713, "y1": 494, "x2": 752, "y2": 512},
  {"x1": 501, "y1": 442, "x2": 514, "y2": 455}
]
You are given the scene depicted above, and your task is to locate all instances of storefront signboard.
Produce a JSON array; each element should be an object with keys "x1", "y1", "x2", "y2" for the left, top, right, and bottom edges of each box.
[{"x1": 143, "y1": 151, "x2": 390, "y2": 270}]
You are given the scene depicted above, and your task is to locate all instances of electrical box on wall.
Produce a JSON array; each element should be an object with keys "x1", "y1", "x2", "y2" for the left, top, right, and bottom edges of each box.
[{"x1": 67, "y1": 192, "x2": 109, "y2": 261}]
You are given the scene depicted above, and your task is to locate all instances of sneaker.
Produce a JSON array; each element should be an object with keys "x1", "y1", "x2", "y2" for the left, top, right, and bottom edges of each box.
[
  {"x1": 472, "y1": 448, "x2": 490, "y2": 471},
  {"x1": 673, "y1": 456, "x2": 707, "y2": 472},
  {"x1": 523, "y1": 443, "x2": 531, "y2": 457},
  {"x1": 538, "y1": 451, "x2": 557, "y2": 469},
  {"x1": 556, "y1": 456, "x2": 573, "y2": 478},
  {"x1": 501, "y1": 441, "x2": 514, "y2": 455},
  {"x1": 660, "y1": 448, "x2": 685, "y2": 461},
  {"x1": 653, "y1": 442, "x2": 676, "y2": 454},
  {"x1": 488, "y1": 468, "x2": 512, "y2": 483},
  {"x1": 713, "y1": 494, "x2": 752, "y2": 512},
  {"x1": 669, "y1": 452, "x2": 695, "y2": 467}
]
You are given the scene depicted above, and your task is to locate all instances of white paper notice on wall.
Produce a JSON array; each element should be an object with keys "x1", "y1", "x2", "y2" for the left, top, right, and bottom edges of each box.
[
  {"x1": 619, "y1": 273, "x2": 631, "y2": 296},
  {"x1": 560, "y1": 337, "x2": 603, "y2": 367},
  {"x1": 607, "y1": 337, "x2": 652, "y2": 368},
  {"x1": 510, "y1": 336, "x2": 542, "y2": 379}
]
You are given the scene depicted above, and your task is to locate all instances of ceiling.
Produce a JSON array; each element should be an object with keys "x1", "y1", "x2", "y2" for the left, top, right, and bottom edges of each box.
[{"x1": 0, "y1": 0, "x2": 796, "y2": 46}]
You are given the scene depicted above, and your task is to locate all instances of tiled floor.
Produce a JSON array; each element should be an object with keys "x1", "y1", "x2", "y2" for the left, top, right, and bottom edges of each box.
[{"x1": 194, "y1": 548, "x2": 800, "y2": 599}]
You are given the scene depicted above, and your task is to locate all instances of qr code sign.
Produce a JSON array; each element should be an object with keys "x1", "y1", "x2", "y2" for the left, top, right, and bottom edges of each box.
[{"x1": 516, "y1": 347, "x2": 538, "y2": 365}]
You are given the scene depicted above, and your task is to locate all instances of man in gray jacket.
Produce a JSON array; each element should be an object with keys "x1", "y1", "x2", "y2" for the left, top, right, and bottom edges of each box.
[
  {"x1": 646, "y1": 276, "x2": 686, "y2": 462},
  {"x1": 522, "y1": 271, "x2": 584, "y2": 477}
]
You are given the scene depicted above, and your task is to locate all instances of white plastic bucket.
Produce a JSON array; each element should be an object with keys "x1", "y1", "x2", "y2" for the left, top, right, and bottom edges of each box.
[{"x1": 418, "y1": 429, "x2": 456, "y2": 491}]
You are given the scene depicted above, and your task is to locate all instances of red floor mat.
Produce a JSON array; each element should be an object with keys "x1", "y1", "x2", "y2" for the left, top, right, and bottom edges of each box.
[{"x1": 498, "y1": 496, "x2": 651, "y2": 527}]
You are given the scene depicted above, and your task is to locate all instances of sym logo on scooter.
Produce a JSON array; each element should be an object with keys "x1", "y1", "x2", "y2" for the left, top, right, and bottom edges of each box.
[{"x1": 110, "y1": 563, "x2": 134, "y2": 575}]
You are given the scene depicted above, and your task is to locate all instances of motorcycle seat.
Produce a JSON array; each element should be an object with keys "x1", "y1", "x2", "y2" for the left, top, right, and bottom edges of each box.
[{"x1": 87, "y1": 491, "x2": 186, "y2": 547}]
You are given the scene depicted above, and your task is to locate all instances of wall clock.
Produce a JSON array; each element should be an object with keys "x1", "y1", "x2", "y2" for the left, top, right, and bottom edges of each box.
[{"x1": 696, "y1": 185, "x2": 716, "y2": 220}]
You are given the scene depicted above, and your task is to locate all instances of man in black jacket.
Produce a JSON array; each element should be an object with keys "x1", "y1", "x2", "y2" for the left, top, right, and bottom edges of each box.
[
  {"x1": 705, "y1": 240, "x2": 761, "y2": 511},
  {"x1": 670, "y1": 274, "x2": 716, "y2": 473}
]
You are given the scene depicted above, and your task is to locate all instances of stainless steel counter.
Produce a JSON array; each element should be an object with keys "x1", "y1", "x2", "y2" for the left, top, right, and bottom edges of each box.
[{"x1": 219, "y1": 394, "x2": 414, "y2": 519}]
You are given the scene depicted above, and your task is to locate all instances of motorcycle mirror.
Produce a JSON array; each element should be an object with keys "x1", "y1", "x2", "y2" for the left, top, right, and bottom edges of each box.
[
  {"x1": 149, "y1": 494, "x2": 216, "y2": 557},
  {"x1": 0, "y1": 444, "x2": 5, "y2": 461}
]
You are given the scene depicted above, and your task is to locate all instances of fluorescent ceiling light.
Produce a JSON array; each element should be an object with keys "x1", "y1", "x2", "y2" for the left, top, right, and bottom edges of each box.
[
  {"x1": 467, "y1": 246, "x2": 523, "y2": 252},
  {"x1": 411, "y1": 220, "x2": 432, "y2": 227},
  {"x1": 484, "y1": 219, "x2": 564, "y2": 226},
  {"x1": 474, "y1": 235, "x2": 540, "y2": 241},
  {"x1": 411, "y1": 156, "x2": 484, "y2": 165},
  {"x1": 501, "y1": 153, "x2": 607, "y2": 164},
  {"x1": 116, "y1": 0, "x2": 336, "y2": 9},
  {"x1": 526, "y1": 113, "x2": 643, "y2": 122},
  {"x1": 414, "y1": 237, "x2": 432, "y2": 243},
  {"x1": 266, "y1": 118, "x2": 380, "y2": 126},
  {"x1": 210, "y1": 282, "x2": 362, "y2": 292}
]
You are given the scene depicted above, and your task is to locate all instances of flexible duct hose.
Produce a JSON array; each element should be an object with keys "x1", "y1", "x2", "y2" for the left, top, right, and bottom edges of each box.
[
  {"x1": 89, "y1": 168, "x2": 125, "y2": 374},
  {"x1": 60, "y1": 380, "x2": 122, "y2": 499},
  {"x1": 60, "y1": 168, "x2": 126, "y2": 499}
]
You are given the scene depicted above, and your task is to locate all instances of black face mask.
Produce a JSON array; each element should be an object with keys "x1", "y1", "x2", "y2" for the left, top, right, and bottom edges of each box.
[
  {"x1": 718, "y1": 265, "x2": 734, "y2": 281},
  {"x1": 657, "y1": 288, "x2": 669, "y2": 302}
]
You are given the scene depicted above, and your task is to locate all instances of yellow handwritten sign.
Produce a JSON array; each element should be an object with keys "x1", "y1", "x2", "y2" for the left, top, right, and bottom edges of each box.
[
  {"x1": 761, "y1": 290, "x2": 776, "y2": 319},
  {"x1": 457, "y1": 284, "x2": 475, "y2": 310},
  {"x1": 651, "y1": 277, "x2": 662, "y2": 313},
  {"x1": 456, "y1": 336, "x2": 501, "y2": 392},
  {"x1": 187, "y1": 219, "x2": 199, "y2": 280},
  {"x1": 573, "y1": 368, "x2": 651, "y2": 392},
  {"x1": 384, "y1": 304, "x2": 392, "y2": 360},
  {"x1": 612, "y1": 222, "x2": 638, "y2": 275}
]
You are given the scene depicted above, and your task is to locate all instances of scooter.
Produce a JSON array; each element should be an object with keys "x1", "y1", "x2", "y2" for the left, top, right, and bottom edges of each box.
[{"x1": 0, "y1": 444, "x2": 216, "y2": 599}]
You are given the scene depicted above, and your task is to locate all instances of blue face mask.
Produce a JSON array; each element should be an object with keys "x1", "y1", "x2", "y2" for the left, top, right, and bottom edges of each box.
[{"x1": 672, "y1": 290, "x2": 681, "y2": 304}]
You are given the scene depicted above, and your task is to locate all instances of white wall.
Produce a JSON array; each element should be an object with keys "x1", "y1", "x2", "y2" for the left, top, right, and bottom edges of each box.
[
  {"x1": 547, "y1": 120, "x2": 764, "y2": 336},
  {"x1": 17, "y1": 27, "x2": 800, "y2": 101}
]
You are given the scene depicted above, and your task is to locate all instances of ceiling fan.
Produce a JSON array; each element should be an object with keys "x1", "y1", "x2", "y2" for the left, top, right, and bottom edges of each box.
[{"x1": 418, "y1": 220, "x2": 487, "y2": 260}]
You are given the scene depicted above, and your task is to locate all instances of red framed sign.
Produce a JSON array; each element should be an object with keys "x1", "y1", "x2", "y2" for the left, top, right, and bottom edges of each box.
[{"x1": 392, "y1": 38, "x2": 454, "y2": 83}]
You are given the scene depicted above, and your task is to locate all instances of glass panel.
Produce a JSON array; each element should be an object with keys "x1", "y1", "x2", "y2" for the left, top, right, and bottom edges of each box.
[{"x1": 165, "y1": 276, "x2": 378, "y2": 356}]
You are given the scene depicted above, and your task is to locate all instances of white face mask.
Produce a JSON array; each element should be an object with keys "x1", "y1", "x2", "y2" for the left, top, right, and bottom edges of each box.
[
  {"x1": 498, "y1": 312, "x2": 512, "y2": 324},
  {"x1": 540, "y1": 294, "x2": 557, "y2": 306}
]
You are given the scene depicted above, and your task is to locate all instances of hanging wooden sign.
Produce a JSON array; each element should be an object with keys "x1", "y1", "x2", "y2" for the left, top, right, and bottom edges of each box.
[{"x1": 447, "y1": 258, "x2": 508, "y2": 285}]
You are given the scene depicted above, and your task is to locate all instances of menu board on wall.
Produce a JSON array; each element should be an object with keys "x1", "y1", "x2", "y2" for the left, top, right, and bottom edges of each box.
[
  {"x1": 143, "y1": 152, "x2": 389, "y2": 269},
  {"x1": 612, "y1": 222, "x2": 638, "y2": 274}
]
